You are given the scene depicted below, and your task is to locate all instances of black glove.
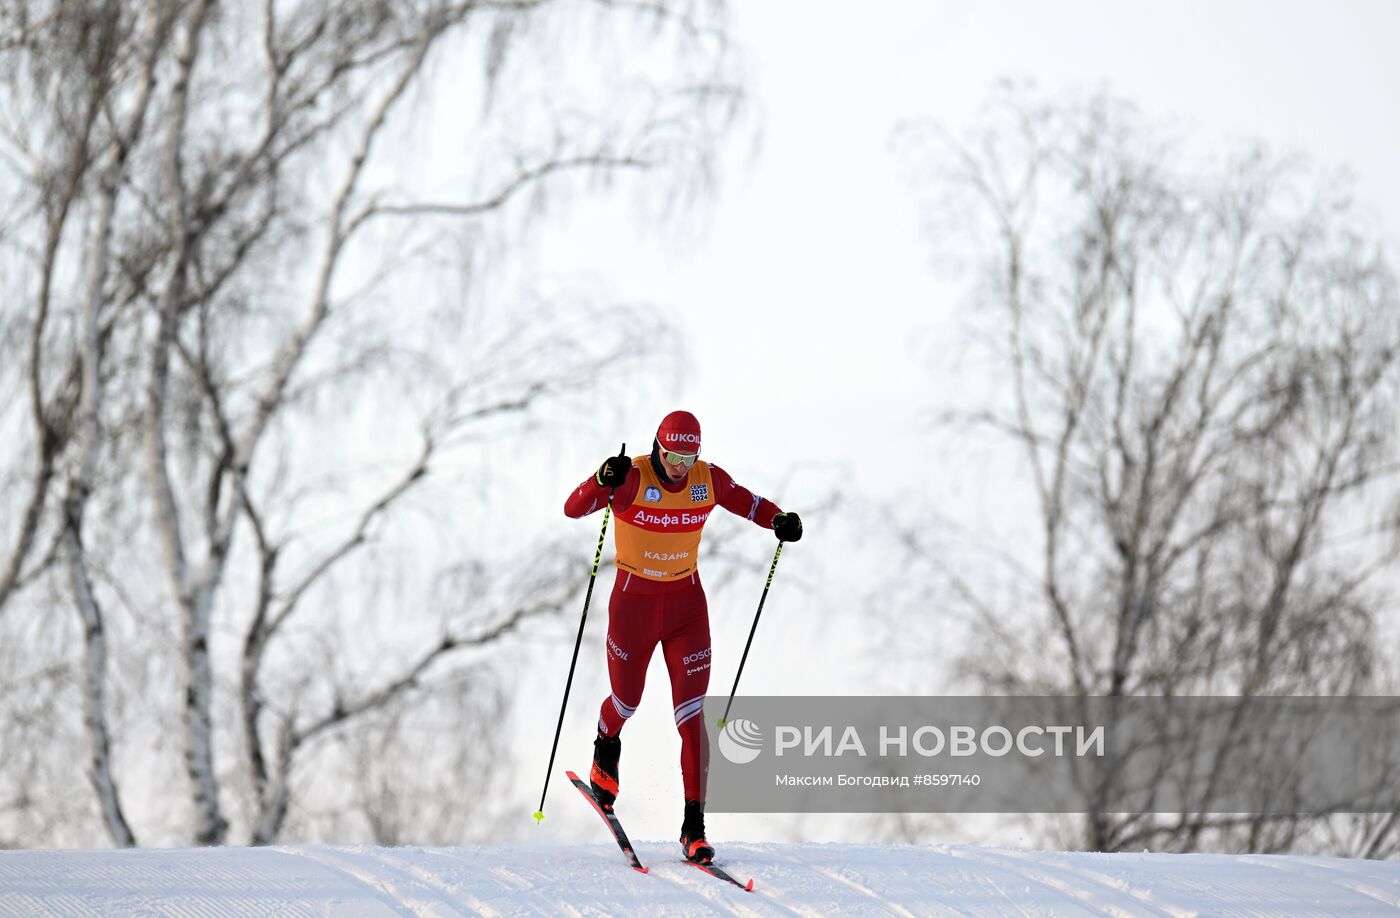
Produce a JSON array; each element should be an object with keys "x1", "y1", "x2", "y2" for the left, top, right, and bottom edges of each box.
[
  {"x1": 773, "y1": 511, "x2": 802, "y2": 542},
  {"x1": 595, "y1": 446, "x2": 630, "y2": 488}
]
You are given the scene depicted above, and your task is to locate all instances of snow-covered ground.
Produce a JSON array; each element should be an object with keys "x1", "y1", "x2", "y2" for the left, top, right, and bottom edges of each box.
[{"x1": 3, "y1": 841, "x2": 1400, "y2": 916}]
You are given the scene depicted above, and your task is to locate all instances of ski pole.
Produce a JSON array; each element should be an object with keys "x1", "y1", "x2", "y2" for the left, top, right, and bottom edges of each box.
[
  {"x1": 534, "y1": 443, "x2": 623, "y2": 824},
  {"x1": 718, "y1": 542, "x2": 783, "y2": 728}
]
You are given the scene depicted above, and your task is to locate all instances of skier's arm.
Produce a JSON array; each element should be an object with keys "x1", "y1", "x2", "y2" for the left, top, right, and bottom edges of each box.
[
  {"x1": 564, "y1": 467, "x2": 639, "y2": 517},
  {"x1": 709, "y1": 464, "x2": 782, "y2": 529}
]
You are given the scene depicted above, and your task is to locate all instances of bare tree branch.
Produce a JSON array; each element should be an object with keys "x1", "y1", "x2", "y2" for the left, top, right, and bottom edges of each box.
[
  {"x1": 893, "y1": 84, "x2": 1400, "y2": 854},
  {"x1": 350, "y1": 154, "x2": 653, "y2": 230}
]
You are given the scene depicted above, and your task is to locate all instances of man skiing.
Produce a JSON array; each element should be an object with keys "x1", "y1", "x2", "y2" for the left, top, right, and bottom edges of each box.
[{"x1": 564, "y1": 410, "x2": 802, "y2": 864}]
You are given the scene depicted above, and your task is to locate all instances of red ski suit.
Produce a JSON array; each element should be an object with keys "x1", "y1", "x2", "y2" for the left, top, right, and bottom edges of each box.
[{"x1": 564, "y1": 455, "x2": 782, "y2": 802}]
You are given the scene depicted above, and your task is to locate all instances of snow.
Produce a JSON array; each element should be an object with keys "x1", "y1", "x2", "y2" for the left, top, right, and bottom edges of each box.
[{"x1": 3, "y1": 842, "x2": 1400, "y2": 916}]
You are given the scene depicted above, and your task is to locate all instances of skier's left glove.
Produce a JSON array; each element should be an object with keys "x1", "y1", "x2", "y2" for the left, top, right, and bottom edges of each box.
[{"x1": 773, "y1": 511, "x2": 803, "y2": 542}]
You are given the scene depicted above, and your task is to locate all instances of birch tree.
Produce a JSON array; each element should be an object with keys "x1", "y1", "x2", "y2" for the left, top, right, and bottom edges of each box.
[
  {"x1": 0, "y1": 0, "x2": 743, "y2": 847},
  {"x1": 893, "y1": 84, "x2": 1400, "y2": 855}
]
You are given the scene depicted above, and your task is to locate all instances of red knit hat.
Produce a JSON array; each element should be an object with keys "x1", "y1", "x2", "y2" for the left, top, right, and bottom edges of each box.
[{"x1": 656, "y1": 410, "x2": 701, "y2": 453}]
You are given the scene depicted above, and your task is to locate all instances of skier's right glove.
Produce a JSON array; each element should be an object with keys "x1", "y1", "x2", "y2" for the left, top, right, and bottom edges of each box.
[
  {"x1": 596, "y1": 448, "x2": 631, "y2": 488},
  {"x1": 773, "y1": 511, "x2": 803, "y2": 542}
]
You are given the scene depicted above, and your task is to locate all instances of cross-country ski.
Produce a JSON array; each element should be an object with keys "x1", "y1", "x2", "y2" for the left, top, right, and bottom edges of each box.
[{"x1": 564, "y1": 770, "x2": 648, "y2": 874}]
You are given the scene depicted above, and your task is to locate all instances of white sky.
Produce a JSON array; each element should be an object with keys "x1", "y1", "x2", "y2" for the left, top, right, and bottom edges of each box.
[
  {"x1": 503, "y1": 0, "x2": 1400, "y2": 843},
  {"x1": 536, "y1": 0, "x2": 1400, "y2": 500}
]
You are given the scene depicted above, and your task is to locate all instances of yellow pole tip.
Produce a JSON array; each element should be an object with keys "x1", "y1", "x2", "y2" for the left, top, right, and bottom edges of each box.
[
  {"x1": 532, "y1": 811, "x2": 545, "y2": 824},
  {"x1": 717, "y1": 718, "x2": 727, "y2": 729}
]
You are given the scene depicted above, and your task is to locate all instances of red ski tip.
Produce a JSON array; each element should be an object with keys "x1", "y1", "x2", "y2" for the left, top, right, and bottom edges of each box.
[{"x1": 744, "y1": 878, "x2": 755, "y2": 892}]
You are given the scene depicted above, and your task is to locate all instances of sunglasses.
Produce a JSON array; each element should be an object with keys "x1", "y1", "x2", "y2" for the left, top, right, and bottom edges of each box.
[{"x1": 660, "y1": 448, "x2": 699, "y2": 468}]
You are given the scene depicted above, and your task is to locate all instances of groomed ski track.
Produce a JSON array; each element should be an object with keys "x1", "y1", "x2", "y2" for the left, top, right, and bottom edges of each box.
[{"x1": 3, "y1": 841, "x2": 1400, "y2": 916}]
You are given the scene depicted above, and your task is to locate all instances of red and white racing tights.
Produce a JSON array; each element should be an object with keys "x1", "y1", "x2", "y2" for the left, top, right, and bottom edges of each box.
[{"x1": 596, "y1": 571, "x2": 711, "y2": 802}]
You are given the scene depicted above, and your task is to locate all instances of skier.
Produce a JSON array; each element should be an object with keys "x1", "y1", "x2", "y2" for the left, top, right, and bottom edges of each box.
[{"x1": 564, "y1": 410, "x2": 802, "y2": 864}]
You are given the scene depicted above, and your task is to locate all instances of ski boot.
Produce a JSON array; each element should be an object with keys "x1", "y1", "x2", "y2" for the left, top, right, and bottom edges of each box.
[
  {"x1": 679, "y1": 799, "x2": 715, "y2": 864},
  {"x1": 590, "y1": 732, "x2": 622, "y2": 810}
]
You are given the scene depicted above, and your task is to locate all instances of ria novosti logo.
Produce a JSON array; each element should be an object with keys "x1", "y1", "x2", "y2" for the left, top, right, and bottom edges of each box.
[
  {"x1": 718, "y1": 719, "x2": 764, "y2": 764},
  {"x1": 717, "y1": 717, "x2": 1107, "y2": 765}
]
